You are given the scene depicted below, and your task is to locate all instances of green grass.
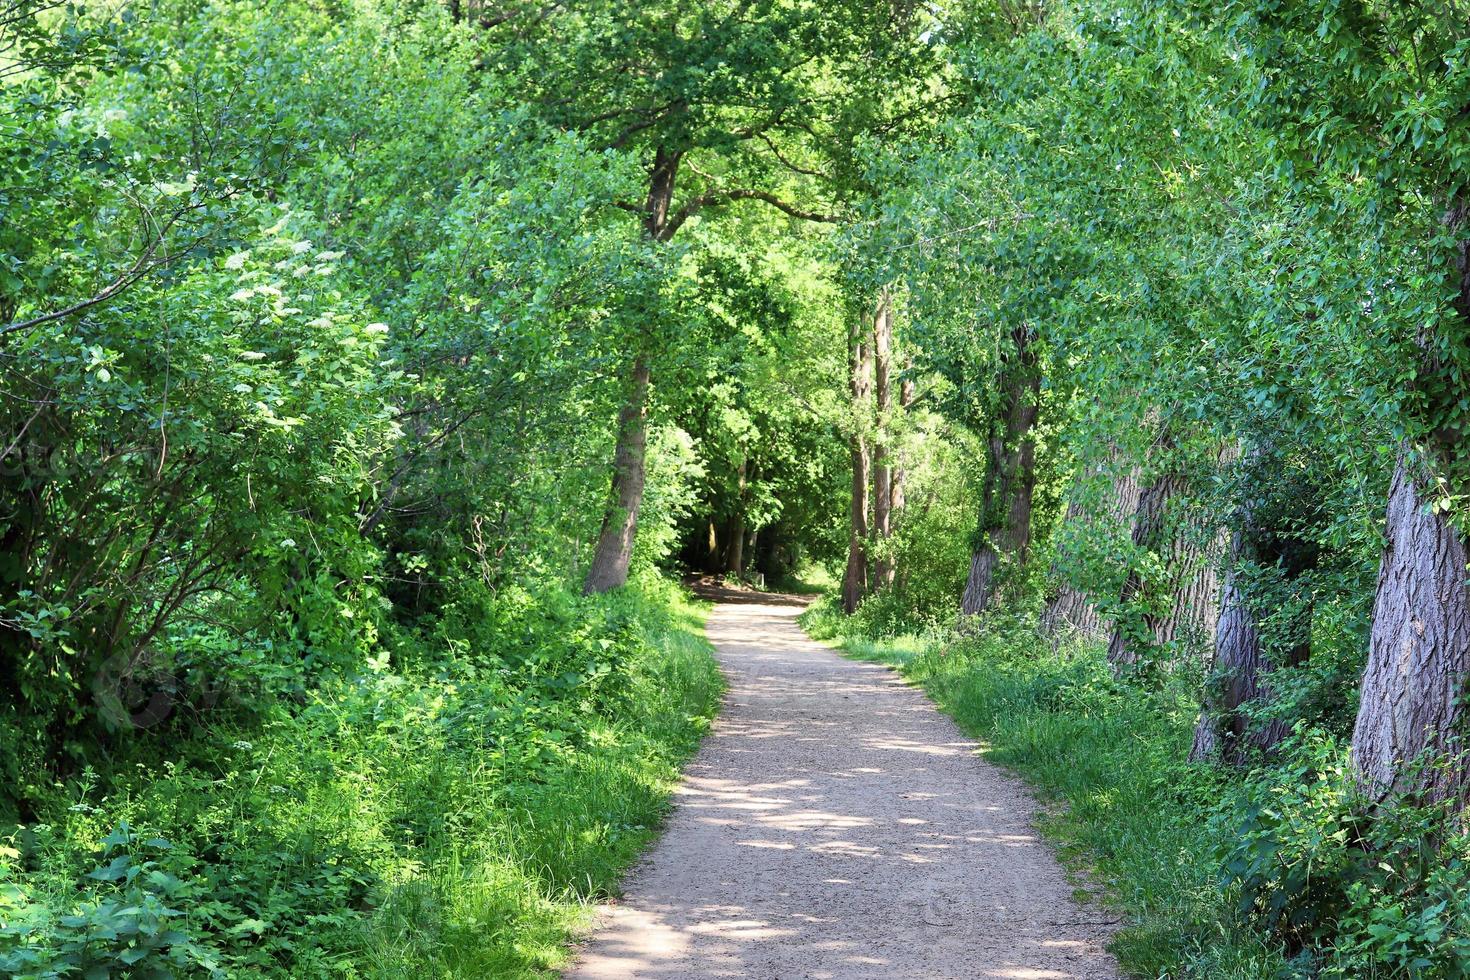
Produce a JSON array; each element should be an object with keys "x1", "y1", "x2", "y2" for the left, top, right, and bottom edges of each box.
[
  {"x1": 1, "y1": 586, "x2": 723, "y2": 979},
  {"x1": 805, "y1": 612, "x2": 1287, "y2": 979},
  {"x1": 360, "y1": 592, "x2": 724, "y2": 977},
  {"x1": 767, "y1": 561, "x2": 839, "y2": 596}
]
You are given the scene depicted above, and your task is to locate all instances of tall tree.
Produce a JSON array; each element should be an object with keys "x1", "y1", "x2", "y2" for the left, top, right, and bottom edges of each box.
[
  {"x1": 959, "y1": 324, "x2": 1041, "y2": 618},
  {"x1": 1106, "y1": 437, "x2": 1229, "y2": 671},
  {"x1": 1190, "y1": 455, "x2": 1322, "y2": 764},
  {"x1": 872, "y1": 293, "x2": 895, "y2": 585},
  {"x1": 1041, "y1": 448, "x2": 1142, "y2": 640},
  {"x1": 1222, "y1": 0, "x2": 1470, "y2": 805},
  {"x1": 842, "y1": 303, "x2": 875, "y2": 613},
  {"x1": 480, "y1": 1, "x2": 921, "y2": 592}
]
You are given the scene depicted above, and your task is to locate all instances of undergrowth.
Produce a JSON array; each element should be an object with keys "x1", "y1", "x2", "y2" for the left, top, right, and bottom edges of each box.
[{"x1": 1, "y1": 578, "x2": 721, "y2": 978}]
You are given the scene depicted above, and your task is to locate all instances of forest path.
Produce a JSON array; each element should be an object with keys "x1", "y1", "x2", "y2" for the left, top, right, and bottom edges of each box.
[{"x1": 568, "y1": 597, "x2": 1122, "y2": 980}]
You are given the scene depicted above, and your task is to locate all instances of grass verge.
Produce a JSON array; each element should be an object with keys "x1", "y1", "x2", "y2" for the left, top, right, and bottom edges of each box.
[
  {"x1": 802, "y1": 603, "x2": 1287, "y2": 979},
  {"x1": 363, "y1": 588, "x2": 724, "y2": 977},
  {"x1": 2, "y1": 584, "x2": 722, "y2": 979}
]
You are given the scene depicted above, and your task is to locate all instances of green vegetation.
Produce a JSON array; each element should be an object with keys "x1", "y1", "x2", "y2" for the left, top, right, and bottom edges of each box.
[
  {"x1": 3, "y1": 579, "x2": 720, "y2": 977},
  {"x1": 11, "y1": 0, "x2": 1470, "y2": 975}
]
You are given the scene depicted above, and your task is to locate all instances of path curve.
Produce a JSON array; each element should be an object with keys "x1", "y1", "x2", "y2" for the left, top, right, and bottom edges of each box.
[{"x1": 570, "y1": 599, "x2": 1122, "y2": 980}]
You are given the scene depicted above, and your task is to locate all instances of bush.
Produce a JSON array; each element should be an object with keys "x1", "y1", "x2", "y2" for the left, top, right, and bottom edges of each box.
[
  {"x1": 1216, "y1": 731, "x2": 1470, "y2": 977},
  {"x1": 0, "y1": 826, "x2": 221, "y2": 978},
  {"x1": 0, "y1": 580, "x2": 721, "y2": 978}
]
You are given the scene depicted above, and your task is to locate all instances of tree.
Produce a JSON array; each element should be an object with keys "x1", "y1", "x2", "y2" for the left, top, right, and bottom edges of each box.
[
  {"x1": 1190, "y1": 449, "x2": 1323, "y2": 764},
  {"x1": 1105, "y1": 440, "x2": 1229, "y2": 671},
  {"x1": 1222, "y1": 0, "x2": 1470, "y2": 805},
  {"x1": 872, "y1": 293, "x2": 896, "y2": 585},
  {"x1": 479, "y1": 1, "x2": 915, "y2": 592},
  {"x1": 959, "y1": 325, "x2": 1042, "y2": 617},
  {"x1": 1040, "y1": 445, "x2": 1142, "y2": 641},
  {"x1": 842, "y1": 301, "x2": 875, "y2": 613}
]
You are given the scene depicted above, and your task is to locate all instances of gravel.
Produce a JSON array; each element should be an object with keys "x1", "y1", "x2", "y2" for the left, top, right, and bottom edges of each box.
[{"x1": 568, "y1": 598, "x2": 1123, "y2": 980}]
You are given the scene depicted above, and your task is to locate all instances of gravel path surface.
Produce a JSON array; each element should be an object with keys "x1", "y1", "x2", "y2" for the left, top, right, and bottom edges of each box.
[{"x1": 569, "y1": 598, "x2": 1123, "y2": 980}]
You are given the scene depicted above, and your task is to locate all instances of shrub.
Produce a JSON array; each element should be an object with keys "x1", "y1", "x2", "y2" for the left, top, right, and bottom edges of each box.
[
  {"x1": 0, "y1": 581, "x2": 720, "y2": 978},
  {"x1": 1216, "y1": 731, "x2": 1470, "y2": 977}
]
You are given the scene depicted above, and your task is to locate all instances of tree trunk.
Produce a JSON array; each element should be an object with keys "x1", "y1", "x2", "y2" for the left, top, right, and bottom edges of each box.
[
  {"x1": 1107, "y1": 442, "x2": 1229, "y2": 670},
  {"x1": 872, "y1": 296, "x2": 895, "y2": 586},
  {"x1": 887, "y1": 370, "x2": 915, "y2": 591},
  {"x1": 725, "y1": 512, "x2": 745, "y2": 577},
  {"x1": 583, "y1": 147, "x2": 680, "y2": 594},
  {"x1": 1188, "y1": 518, "x2": 1317, "y2": 764},
  {"x1": 1040, "y1": 505, "x2": 1097, "y2": 636},
  {"x1": 1041, "y1": 454, "x2": 1143, "y2": 641},
  {"x1": 705, "y1": 521, "x2": 719, "y2": 573},
  {"x1": 890, "y1": 371, "x2": 914, "y2": 521},
  {"x1": 960, "y1": 325, "x2": 1041, "y2": 619},
  {"x1": 724, "y1": 456, "x2": 747, "y2": 577},
  {"x1": 1350, "y1": 198, "x2": 1470, "y2": 806},
  {"x1": 583, "y1": 358, "x2": 651, "y2": 594},
  {"x1": 1189, "y1": 560, "x2": 1262, "y2": 761},
  {"x1": 1161, "y1": 515, "x2": 1226, "y2": 654},
  {"x1": 841, "y1": 308, "x2": 873, "y2": 614},
  {"x1": 1351, "y1": 457, "x2": 1470, "y2": 806},
  {"x1": 1107, "y1": 470, "x2": 1186, "y2": 668},
  {"x1": 1190, "y1": 577, "x2": 1313, "y2": 764}
]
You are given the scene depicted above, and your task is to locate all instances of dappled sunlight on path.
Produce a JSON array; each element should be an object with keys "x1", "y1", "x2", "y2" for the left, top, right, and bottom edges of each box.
[{"x1": 569, "y1": 601, "x2": 1121, "y2": 980}]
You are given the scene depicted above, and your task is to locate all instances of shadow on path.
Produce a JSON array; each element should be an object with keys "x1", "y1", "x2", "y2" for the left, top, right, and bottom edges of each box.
[
  {"x1": 684, "y1": 577, "x2": 813, "y2": 608},
  {"x1": 569, "y1": 600, "x2": 1121, "y2": 980}
]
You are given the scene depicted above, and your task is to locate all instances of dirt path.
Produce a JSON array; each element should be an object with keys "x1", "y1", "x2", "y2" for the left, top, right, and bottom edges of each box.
[{"x1": 569, "y1": 598, "x2": 1122, "y2": 980}]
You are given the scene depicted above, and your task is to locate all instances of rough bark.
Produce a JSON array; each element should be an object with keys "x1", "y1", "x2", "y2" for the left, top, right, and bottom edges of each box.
[
  {"x1": 1040, "y1": 454, "x2": 1143, "y2": 641},
  {"x1": 841, "y1": 309, "x2": 873, "y2": 615},
  {"x1": 872, "y1": 297, "x2": 894, "y2": 586},
  {"x1": 1040, "y1": 542, "x2": 1098, "y2": 637},
  {"x1": 1162, "y1": 517, "x2": 1226, "y2": 654},
  {"x1": 1107, "y1": 442, "x2": 1230, "y2": 670},
  {"x1": 1190, "y1": 532, "x2": 1313, "y2": 764},
  {"x1": 583, "y1": 357, "x2": 651, "y2": 594},
  {"x1": 1349, "y1": 197, "x2": 1470, "y2": 806},
  {"x1": 1351, "y1": 458, "x2": 1470, "y2": 806},
  {"x1": 1188, "y1": 441, "x2": 1323, "y2": 763},
  {"x1": 1107, "y1": 470, "x2": 1182, "y2": 667},
  {"x1": 1189, "y1": 561, "x2": 1263, "y2": 761},
  {"x1": 1190, "y1": 592, "x2": 1314, "y2": 763},
  {"x1": 890, "y1": 372, "x2": 915, "y2": 522},
  {"x1": 584, "y1": 148, "x2": 680, "y2": 594},
  {"x1": 960, "y1": 325, "x2": 1041, "y2": 619}
]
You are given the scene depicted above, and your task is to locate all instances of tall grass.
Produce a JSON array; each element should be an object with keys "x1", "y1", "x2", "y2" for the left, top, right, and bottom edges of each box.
[{"x1": 359, "y1": 591, "x2": 723, "y2": 977}]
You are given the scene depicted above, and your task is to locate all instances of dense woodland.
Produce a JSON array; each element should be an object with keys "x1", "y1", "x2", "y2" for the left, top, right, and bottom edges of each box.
[{"x1": 7, "y1": 0, "x2": 1470, "y2": 976}]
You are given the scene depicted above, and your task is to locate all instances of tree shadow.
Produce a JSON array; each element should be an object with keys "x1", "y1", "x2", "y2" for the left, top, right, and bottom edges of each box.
[{"x1": 685, "y1": 575, "x2": 813, "y2": 608}]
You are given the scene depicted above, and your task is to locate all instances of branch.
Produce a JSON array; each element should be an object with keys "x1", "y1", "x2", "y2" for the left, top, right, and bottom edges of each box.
[
  {"x1": 0, "y1": 201, "x2": 206, "y2": 339},
  {"x1": 605, "y1": 100, "x2": 684, "y2": 150},
  {"x1": 663, "y1": 188, "x2": 843, "y2": 238},
  {"x1": 755, "y1": 130, "x2": 831, "y2": 179}
]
